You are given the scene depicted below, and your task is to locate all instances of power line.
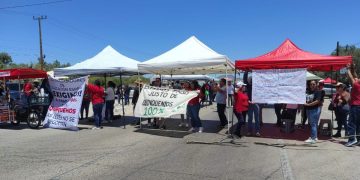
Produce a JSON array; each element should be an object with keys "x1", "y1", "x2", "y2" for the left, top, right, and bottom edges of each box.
[{"x1": 0, "y1": 0, "x2": 72, "y2": 10}]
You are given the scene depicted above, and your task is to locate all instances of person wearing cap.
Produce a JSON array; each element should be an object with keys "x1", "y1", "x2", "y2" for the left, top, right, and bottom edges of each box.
[
  {"x1": 233, "y1": 81, "x2": 249, "y2": 137},
  {"x1": 332, "y1": 82, "x2": 350, "y2": 138},
  {"x1": 345, "y1": 63, "x2": 360, "y2": 146}
]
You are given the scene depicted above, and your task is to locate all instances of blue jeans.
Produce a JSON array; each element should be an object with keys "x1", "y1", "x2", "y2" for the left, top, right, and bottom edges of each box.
[
  {"x1": 93, "y1": 103, "x2": 104, "y2": 127},
  {"x1": 105, "y1": 100, "x2": 115, "y2": 120},
  {"x1": 124, "y1": 94, "x2": 129, "y2": 105},
  {"x1": 248, "y1": 103, "x2": 260, "y2": 132},
  {"x1": 347, "y1": 105, "x2": 360, "y2": 142},
  {"x1": 234, "y1": 111, "x2": 245, "y2": 134},
  {"x1": 306, "y1": 107, "x2": 321, "y2": 139},
  {"x1": 188, "y1": 104, "x2": 202, "y2": 128}
]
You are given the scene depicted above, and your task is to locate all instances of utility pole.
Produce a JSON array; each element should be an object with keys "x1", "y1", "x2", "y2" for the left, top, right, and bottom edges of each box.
[{"x1": 33, "y1": 15, "x2": 47, "y2": 70}]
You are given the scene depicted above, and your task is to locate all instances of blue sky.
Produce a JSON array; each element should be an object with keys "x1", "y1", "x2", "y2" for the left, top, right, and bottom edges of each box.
[{"x1": 1, "y1": 0, "x2": 360, "y2": 65}]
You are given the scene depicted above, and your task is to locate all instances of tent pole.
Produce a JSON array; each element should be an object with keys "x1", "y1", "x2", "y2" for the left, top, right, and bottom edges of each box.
[
  {"x1": 231, "y1": 68, "x2": 237, "y2": 136},
  {"x1": 225, "y1": 64, "x2": 230, "y2": 136},
  {"x1": 137, "y1": 70, "x2": 142, "y2": 129},
  {"x1": 18, "y1": 76, "x2": 21, "y2": 100},
  {"x1": 120, "y1": 72, "x2": 125, "y2": 129},
  {"x1": 330, "y1": 66, "x2": 334, "y2": 136}
]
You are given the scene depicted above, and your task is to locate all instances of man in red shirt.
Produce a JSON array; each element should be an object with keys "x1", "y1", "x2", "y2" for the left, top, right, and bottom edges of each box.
[
  {"x1": 345, "y1": 63, "x2": 360, "y2": 147},
  {"x1": 23, "y1": 80, "x2": 33, "y2": 97},
  {"x1": 87, "y1": 79, "x2": 105, "y2": 129}
]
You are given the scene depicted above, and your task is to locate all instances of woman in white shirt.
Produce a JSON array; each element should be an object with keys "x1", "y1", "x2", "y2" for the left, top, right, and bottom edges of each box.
[{"x1": 105, "y1": 81, "x2": 116, "y2": 122}]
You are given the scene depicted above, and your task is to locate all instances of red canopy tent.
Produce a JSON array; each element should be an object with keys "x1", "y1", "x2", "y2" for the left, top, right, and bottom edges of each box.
[
  {"x1": 235, "y1": 39, "x2": 352, "y2": 71},
  {"x1": 0, "y1": 68, "x2": 47, "y2": 80},
  {"x1": 319, "y1": 77, "x2": 337, "y2": 84}
]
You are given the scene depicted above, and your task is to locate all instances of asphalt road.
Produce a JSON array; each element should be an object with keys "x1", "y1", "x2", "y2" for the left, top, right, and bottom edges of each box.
[{"x1": 0, "y1": 100, "x2": 359, "y2": 180}]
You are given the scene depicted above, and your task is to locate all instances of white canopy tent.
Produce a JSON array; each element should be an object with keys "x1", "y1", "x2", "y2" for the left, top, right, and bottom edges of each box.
[
  {"x1": 137, "y1": 36, "x2": 234, "y2": 133},
  {"x1": 54, "y1": 45, "x2": 141, "y2": 76},
  {"x1": 138, "y1": 36, "x2": 235, "y2": 75},
  {"x1": 54, "y1": 45, "x2": 142, "y2": 128}
]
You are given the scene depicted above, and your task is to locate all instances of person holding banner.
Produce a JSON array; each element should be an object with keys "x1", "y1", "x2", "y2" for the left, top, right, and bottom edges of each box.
[
  {"x1": 304, "y1": 80, "x2": 322, "y2": 144},
  {"x1": 233, "y1": 81, "x2": 249, "y2": 137},
  {"x1": 214, "y1": 78, "x2": 227, "y2": 128},
  {"x1": 187, "y1": 80, "x2": 204, "y2": 133},
  {"x1": 87, "y1": 79, "x2": 105, "y2": 129}
]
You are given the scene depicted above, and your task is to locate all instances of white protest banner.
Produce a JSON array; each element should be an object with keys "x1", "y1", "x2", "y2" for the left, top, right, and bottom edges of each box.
[
  {"x1": 134, "y1": 85, "x2": 198, "y2": 118},
  {"x1": 252, "y1": 68, "x2": 306, "y2": 104},
  {"x1": 43, "y1": 76, "x2": 87, "y2": 130}
]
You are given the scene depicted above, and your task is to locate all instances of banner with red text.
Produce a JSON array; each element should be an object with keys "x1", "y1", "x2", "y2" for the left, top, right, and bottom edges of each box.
[{"x1": 43, "y1": 76, "x2": 87, "y2": 130}]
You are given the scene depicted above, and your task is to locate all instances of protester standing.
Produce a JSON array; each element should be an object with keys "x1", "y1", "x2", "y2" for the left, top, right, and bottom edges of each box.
[
  {"x1": 233, "y1": 81, "x2": 249, "y2": 137},
  {"x1": 227, "y1": 80, "x2": 234, "y2": 106},
  {"x1": 304, "y1": 80, "x2": 321, "y2": 144},
  {"x1": 176, "y1": 81, "x2": 190, "y2": 128},
  {"x1": 80, "y1": 86, "x2": 91, "y2": 120},
  {"x1": 187, "y1": 80, "x2": 204, "y2": 133},
  {"x1": 87, "y1": 79, "x2": 105, "y2": 129},
  {"x1": 105, "y1": 81, "x2": 116, "y2": 122},
  {"x1": 345, "y1": 63, "x2": 360, "y2": 147},
  {"x1": 133, "y1": 82, "x2": 142, "y2": 125},
  {"x1": 124, "y1": 85, "x2": 131, "y2": 105},
  {"x1": 243, "y1": 71, "x2": 261, "y2": 136},
  {"x1": 332, "y1": 83, "x2": 350, "y2": 138},
  {"x1": 214, "y1": 78, "x2": 227, "y2": 128},
  {"x1": 274, "y1": 103, "x2": 283, "y2": 126}
]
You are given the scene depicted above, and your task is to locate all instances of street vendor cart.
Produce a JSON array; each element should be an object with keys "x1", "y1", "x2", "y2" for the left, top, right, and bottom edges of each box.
[{"x1": 0, "y1": 68, "x2": 48, "y2": 128}]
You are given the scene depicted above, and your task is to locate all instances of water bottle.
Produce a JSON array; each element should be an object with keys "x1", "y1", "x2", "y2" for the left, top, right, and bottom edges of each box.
[{"x1": 40, "y1": 88, "x2": 45, "y2": 96}]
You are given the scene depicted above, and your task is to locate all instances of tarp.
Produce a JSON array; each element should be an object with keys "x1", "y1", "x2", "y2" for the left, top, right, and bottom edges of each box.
[
  {"x1": 0, "y1": 68, "x2": 47, "y2": 80},
  {"x1": 235, "y1": 39, "x2": 352, "y2": 71},
  {"x1": 54, "y1": 45, "x2": 141, "y2": 76},
  {"x1": 319, "y1": 77, "x2": 336, "y2": 84},
  {"x1": 138, "y1": 36, "x2": 235, "y2": 75}
]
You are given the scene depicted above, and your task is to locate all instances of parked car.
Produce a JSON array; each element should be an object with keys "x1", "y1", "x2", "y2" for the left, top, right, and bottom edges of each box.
[{"x1": 322, "y1": 84, "x2": 336, "y2": 97}]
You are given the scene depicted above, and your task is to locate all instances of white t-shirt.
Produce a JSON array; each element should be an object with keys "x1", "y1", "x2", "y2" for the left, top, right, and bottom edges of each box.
[
  {"x1": 227, "y1": 85, "x2": 234, "y2": 95},
  {"x1": 105, "y1": 87, "x2": 115, "y2": 101}
]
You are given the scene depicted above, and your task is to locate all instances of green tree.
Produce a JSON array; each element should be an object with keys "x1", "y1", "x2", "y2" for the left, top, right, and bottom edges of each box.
[
  {"x1": 0, "y1": 52, "x2": 13, "y2": 69},
  {"x1": 313, "y1": 44, "x2": 360, "y2": 83}
]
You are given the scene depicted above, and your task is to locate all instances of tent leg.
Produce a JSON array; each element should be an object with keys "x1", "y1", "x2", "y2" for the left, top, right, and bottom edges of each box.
[
  {"x1": 225, "y1": 64, "x2": 231, "y2": 136},
  {"x1": 120, "y1": 73, "x2": 126, "y2": 129},
  {"x1": 137, "y1": 71, "x2": 142, "y2": 129},
  {"x1": 330, "y1": 66, "x2": 334, "y2": 136},
  {"x1": 231, "y1": 68, "x2": 237, "y2": 136},
  {"x1": 18, "y1": 76, "x2": 21, "y2": 100}
]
